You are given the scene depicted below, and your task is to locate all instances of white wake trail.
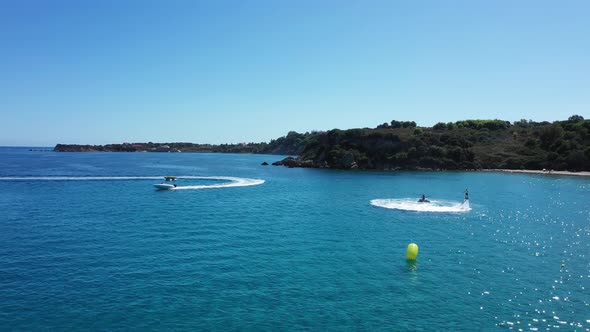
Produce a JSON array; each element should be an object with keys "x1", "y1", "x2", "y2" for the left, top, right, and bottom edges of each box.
[
  {"x1": 0, "y1": 176, "x2": 164, "y2": 181},
  {"x1": 371, "y1": 198, "x2": 471, "y2": 213},
  {"x1": 0, "y1": 176, "x2": 266, "y2": 190},
  {"x1": 171, "y1": 176, "x2": 265, "y2": 190}
]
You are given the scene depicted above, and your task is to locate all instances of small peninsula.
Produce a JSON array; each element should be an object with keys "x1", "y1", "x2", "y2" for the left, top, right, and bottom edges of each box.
[{"x1": 54, "y1": 115, "x2": 590, "y2": 172}]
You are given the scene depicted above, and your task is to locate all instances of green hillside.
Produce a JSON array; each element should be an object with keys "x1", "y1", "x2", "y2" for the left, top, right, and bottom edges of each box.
[{"x1": 272, "y1": 116, "x2": 590, "y2": 171}]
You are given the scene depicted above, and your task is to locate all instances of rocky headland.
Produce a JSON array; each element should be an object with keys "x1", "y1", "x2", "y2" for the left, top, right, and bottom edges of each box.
[{"x1": 54, "y1": 116, "x2": 590, "y2": 172}]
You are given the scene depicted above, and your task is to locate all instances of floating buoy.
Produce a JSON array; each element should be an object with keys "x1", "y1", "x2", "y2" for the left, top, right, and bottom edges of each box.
[{"x1": 406, "y1": 243, "x2": 419, "y2": 260}]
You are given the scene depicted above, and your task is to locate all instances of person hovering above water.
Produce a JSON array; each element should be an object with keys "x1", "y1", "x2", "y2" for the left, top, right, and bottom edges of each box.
[
  {"x1": 464, "y1": 189, "x2": 469, "y2": 200},
  {"x1": 418, "y1": 194, "x2": 430, "y2": 203}
]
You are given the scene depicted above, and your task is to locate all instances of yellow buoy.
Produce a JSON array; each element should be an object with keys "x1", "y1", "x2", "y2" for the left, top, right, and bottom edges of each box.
[{"x1": 406, "y1": 243, "x2": 419, "y2": 260}]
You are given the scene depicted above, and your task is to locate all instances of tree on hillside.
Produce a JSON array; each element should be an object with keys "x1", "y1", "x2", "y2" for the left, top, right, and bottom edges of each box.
[
  {"x1": 540, "y1": 125, "x2": 564, "y2": 148},
  {"x1": 568, "y1": 115, "x2": 584, "y2": 122}
]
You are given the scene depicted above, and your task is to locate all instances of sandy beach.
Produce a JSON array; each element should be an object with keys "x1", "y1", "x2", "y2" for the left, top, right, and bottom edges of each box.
[{"x1": 483, "y1": 169, "x2": 590, "y2": 177}]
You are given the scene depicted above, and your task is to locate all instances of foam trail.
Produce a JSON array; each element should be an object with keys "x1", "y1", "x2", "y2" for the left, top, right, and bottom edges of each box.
[
  {"x1": 0, "y1": 176, "x2": 164, "y2": 181},
  {"x1": 0, "y1": 176, "x2": 265, "y2": 190},
  {"x1": 371, "y1": 198, "x2": 471, "y2": 213},
  {"x1": 172, "y1": 176, "x2": 265, "y2": 190}
]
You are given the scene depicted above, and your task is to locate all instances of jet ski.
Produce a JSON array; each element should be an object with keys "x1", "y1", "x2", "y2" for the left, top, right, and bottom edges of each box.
[{"x1": 417, "y1": 194, "x2": 430, "y2": 203}]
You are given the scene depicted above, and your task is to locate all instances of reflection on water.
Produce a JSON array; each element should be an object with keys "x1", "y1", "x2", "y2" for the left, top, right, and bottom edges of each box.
[{"x1": 406, "y1": 260, "x2": 419, "y2": 272}]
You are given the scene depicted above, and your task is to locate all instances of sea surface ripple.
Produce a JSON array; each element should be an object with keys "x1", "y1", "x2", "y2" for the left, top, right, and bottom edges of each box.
[{"x1": 0, "y1": 148, "x2": 588, "y2": 331}]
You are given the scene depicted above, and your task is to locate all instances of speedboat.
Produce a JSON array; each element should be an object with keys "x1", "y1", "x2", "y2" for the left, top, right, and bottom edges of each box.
[
  {"x1": 154, "y1": 183, "x2": 175, "y2": 190},
  {"x1": 154, "y1": 176, "x2": 178, "y2": 190}
]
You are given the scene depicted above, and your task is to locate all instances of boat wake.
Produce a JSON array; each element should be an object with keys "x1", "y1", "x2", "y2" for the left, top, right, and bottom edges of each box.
[
  {"x1": 0, "y1": 176, "x2": 166, "y2": 181},
  {"x1": 170, "y1": 176, "x2": 265, "y2": 190},
  {"x1": 0, "y1": 176, "x2": 265, "y2": 190},
  {"x1": 371, "y1": 198, "x2": 471, "y2": 213}
]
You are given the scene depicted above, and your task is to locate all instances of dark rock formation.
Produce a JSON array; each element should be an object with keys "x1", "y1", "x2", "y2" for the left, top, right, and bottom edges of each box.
[{"x1": 272, "y1": 157, "x2": 315, "y2": 168}]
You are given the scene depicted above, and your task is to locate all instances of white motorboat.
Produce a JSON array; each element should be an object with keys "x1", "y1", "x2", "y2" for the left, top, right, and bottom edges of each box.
[
  {"x1": 154, "y1": 183, "x2": 176, "y2": 190},
  {"x1": 154, "y1": 176, "x2": 178, "y2": 190}
]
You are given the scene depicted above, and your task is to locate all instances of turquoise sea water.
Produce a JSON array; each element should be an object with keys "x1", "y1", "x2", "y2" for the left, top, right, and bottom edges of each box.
[{"x1": 0, "y1": 147, "x2": 589, "y2": 331}]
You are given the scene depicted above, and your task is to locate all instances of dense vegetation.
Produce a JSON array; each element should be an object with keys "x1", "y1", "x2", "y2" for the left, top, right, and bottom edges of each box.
[
  {"x1": 280, "y1": 116, "x2": 589, "y2": 171},
  {"x1": 55, "y1": 116, "x2": 590, "y2": 171}
]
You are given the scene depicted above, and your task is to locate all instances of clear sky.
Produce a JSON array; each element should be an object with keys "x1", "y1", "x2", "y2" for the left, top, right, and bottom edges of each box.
[{"x1": 1, "y1": 0, "x2": 588, "y2": 146}]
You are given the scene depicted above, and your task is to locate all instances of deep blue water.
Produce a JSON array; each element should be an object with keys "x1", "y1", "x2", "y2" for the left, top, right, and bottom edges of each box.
[{"x1": 0, "y1": 147, "x2": 589, "y2": 331}]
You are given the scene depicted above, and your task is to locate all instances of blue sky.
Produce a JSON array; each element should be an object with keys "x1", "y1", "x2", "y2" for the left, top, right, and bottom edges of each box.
[{"x1": 1, "y1": 0, "x2": 588, "y2": 146}]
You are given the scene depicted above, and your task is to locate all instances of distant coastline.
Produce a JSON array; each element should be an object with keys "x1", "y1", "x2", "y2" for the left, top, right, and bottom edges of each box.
[
  {"x1": 54, "y1": 143, "x2": 182, "y2": 153},
  {"x1": 53, "y1": 115, "x2": 590, "y2": 172},
  {"x1": 53, "y1": 142, "x2": 290, "y2": 155}
]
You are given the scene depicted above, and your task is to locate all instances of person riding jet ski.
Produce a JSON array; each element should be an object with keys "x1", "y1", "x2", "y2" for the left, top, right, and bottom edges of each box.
[{"x1": 418, "y1": 194, "x2": 430, "y2": 203}]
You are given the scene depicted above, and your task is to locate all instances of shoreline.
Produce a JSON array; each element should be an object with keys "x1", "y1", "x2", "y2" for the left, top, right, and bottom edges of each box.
[{"x1": 482, "y1": 169, "x2": 590, "y2": 177}]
